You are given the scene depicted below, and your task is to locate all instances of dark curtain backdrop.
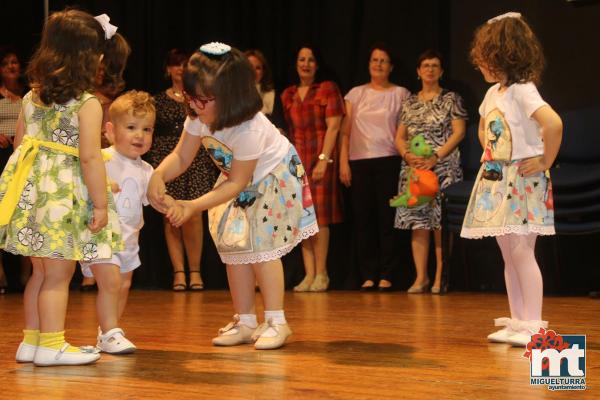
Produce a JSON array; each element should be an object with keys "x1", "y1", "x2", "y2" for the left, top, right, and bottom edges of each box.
[
  {"x1": 2, "y1": 0, "x2": 599, "y2": 293},
  {"x1": 6, "y1": 0, "x2": 600, "y2": 109}
]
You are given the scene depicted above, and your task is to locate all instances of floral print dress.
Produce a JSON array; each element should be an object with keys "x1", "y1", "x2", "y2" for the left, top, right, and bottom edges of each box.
[{"x1": 0, "y1": 91, "x2": 122, "y2": 261}]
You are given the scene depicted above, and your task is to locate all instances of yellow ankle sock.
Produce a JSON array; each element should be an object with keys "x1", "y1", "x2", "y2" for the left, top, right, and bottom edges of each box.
[
  {"x1": 22, "y1": 329, "x2": 39, "y2": 346},
  {"x1": 38, "y1": 331, "x2": 79, "y2": 353}
]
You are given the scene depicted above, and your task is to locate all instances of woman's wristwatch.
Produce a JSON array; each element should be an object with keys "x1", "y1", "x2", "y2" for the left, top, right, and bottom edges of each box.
[{"x1": 318, "y1": 153, "x2": 334, "y2": 163}]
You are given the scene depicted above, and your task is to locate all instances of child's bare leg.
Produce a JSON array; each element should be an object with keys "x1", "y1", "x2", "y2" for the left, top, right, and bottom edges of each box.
[
  {"x1": 226, "y1": 264, "x2": 257, "y2": 315},
  {"x1": 253, "y1": 259, "x2": 291, "y2": 349},
  {"x1": 118, "y1": 271, "x2": 133, "y2": 321},
  {"x1": 24, "y1": 257, "x2": 44, "y2": 330},
  {"x1": 253, "y1": 259, "x2": 284, "y2": 311},
  {"x1": 38, "y1": 258, "x2": 75, "y2": 333},
  {"x1": 91, "y1": 263, "x2": 121, "y2": 333},
  {"x1": 19, "y1": 256, "x2": 32, "y2": 287}
]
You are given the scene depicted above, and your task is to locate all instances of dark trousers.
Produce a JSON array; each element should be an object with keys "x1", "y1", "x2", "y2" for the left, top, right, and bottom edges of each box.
[{"x1": 349, "y1": 156, "x2": 402, "y2": 283}]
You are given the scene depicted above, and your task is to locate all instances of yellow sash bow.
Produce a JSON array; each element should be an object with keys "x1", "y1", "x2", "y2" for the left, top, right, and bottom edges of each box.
[{"x1": 0, "y1": 136, "x2": 110, "y2": 226}]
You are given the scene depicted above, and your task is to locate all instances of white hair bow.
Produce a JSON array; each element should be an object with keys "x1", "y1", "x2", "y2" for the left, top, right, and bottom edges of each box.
[
  {"x1": 199, "y1": 42, "x2": 232, "y2": 56},
  {"x1": 487, "y1": 12, "x2": 521, "y2": 24},
  {"x1": 94, "y1": 14, "x2": 118, "y2": 40}
]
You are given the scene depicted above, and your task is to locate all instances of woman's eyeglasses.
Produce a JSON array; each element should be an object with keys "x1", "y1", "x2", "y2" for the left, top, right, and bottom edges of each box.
[{"x1": 183, "y1": 91, "x2": 215, "y2": 109}]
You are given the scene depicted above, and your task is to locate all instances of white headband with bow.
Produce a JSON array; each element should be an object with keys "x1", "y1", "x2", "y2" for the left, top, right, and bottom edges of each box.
[
  {"x1": 487, "y1": 12, "x2": 521, "y2": 24},
  {"x1": 94, "y1": 14, "x2": 118, "y2": 40},
  {"x1": 199, "y1": 42, "x2": 231, "y2": 56}
]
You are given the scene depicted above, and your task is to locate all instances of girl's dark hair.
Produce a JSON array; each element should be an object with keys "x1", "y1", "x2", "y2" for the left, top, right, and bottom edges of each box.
[
  {"x1": 470, "y1": 15, "x2": 545, "y2": 85},
  {"x1": 244, "y1": 49, "x2": 274, "y2": 92},
  {"x1": 97, "y1": 33, "x2": 130, "y2": 98},
  {"x1": 27, "y1": 9, "x2": 106, "y2": 105},
  {"x1": 183, "y1": 46, "x2": 262, "y2": 131},
  {"x1": 417, "y1": 49, "x2": 444, "y2": 69},
  {"x1": 369, "y1": 42, "x2": 395, "y2": 66}
]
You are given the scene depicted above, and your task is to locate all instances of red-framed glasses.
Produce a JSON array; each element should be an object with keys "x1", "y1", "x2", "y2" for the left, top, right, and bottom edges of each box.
[{"x1": 183, "y1": 91, "x2": 215, "y2": 109}]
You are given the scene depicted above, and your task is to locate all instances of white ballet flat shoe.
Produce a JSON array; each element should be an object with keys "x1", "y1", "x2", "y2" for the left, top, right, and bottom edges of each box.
[
  {"x1": 33, "y1": 343, "x2": 100, "y2": 366},
  {"x1": 252, "y1": 319, "x2": 292, "y2": 350},
  {"x1": 15, "y1": 342, "x2": 37, "y2": 363},
  {"x1": 212, "y1": 315, "x2": 256, "y2": 346}
]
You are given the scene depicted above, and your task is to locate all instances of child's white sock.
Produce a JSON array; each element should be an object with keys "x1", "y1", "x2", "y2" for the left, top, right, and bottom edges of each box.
[
  {"x1": 260, "y1": 310, "x2": 287, "y2": 338},
  {"x1": 238, "y1": 313, "x2": 258, "y2": 328}
]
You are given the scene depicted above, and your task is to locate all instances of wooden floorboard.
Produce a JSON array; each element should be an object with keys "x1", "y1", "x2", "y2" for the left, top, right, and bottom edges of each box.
[{"x1": 0, "y1": 291, "x2": 597, "y2": 399}]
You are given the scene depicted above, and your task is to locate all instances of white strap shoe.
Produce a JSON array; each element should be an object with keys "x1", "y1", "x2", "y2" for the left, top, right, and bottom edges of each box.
[
  {"x1": 212, "y1": 315, "x2": 256, "y2": 346},
  {"x1": 253, "y1": 319, "x2": 292, "y2": 350},
  {"x1": 33, "y1": 343, "x2": 100, "y2": 366},
  {"x1": 15, "y1": 342, "x2": 37, "y2": 363},
  {"x1": 97, "y1": 328, "x2": 137, "y2": 354}
]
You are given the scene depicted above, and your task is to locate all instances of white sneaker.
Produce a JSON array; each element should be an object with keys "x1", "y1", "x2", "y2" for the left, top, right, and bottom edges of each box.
[
  {"x1": 33, "y1": 343, "x2": 100, "y2": 366},
  {"x1": 96, "y1": 328, "x2": 137, "y2": 354},
  {"x1": 15, "y1": 342, "x2": 37, "y2": 363}
]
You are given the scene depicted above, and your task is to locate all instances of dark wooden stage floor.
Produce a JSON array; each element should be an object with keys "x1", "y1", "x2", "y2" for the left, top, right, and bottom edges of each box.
[{"x1": 0, "y1": 290, "x2": 597, "y2": 399}]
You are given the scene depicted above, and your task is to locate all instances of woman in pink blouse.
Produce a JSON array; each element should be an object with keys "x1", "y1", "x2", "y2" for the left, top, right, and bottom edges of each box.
[
  {"x1": 281, "y1": 45, "x2": 345, "y2": 292},
  {"x1": 339, "y1": 44, "x2": 410, "y2": 291}
]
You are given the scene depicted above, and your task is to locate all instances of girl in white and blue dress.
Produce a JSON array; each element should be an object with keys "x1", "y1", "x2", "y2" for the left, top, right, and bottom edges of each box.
[
  {"x1": 461, "y1": 13, "x2": 563, "y2": 347},
  {"x1": 148, "y1": 43, "x2": 318, "y2": 350}
]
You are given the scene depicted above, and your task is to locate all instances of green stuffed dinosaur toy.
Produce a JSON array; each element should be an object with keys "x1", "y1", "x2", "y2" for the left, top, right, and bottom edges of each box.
[{"x1": 390, "y1": 134, "x2": 440, "y2": 208}]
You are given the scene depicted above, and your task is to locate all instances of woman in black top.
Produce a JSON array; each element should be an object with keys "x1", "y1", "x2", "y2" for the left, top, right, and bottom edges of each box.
[{"x1": 145, "y1": 49, "x2": 219, "y2": 291}]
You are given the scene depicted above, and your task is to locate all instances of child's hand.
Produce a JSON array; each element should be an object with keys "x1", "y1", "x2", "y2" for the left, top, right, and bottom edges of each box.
[
  {"x1": 88, "y1": 206, "x2": 108, "y2": 233},
  {"x1": 518, "y1": 156, "x2": 547, "y2": 177},
  {"x1": 109, "y1": 180, "x2": 120, "y2": 194},
  {"x1": 147, "y1": 172, "x2": 170, "y2": 213},
  {"x1": 162, "y1": 194, "x2": 176, "y2": 208},
  {"x1": 166, "y1": 200, "x2": 195, "y2": 228}
]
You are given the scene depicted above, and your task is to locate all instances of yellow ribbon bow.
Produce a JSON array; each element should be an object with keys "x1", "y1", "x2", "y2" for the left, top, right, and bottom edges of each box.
[{"x1": 0, "y1": 136, "x2": 110, "y2": 226}]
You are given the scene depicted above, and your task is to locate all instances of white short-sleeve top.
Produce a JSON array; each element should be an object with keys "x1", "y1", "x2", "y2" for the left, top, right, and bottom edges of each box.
[
  {"x1": 184, "y1": 112, "x2": 290, "y2": 184},
  {"x1": 478, "y1": 82, "x2": 548, "y2": 160}
]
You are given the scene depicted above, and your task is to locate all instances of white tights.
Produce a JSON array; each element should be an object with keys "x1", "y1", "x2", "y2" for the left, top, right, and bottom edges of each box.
[{"x1": 496, "y1": 234, "x2": 543, "y2": 322}]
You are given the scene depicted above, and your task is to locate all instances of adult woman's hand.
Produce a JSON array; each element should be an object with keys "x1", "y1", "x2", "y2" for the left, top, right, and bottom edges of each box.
[
  {"x1": 419, "y1": 154, "x2": 438, "y2": 170},
  {"x1": 404, "y1": 152, "x2": 423, "y2": 168},
  {"x1": 339, "y1": 159, "x2": 352, "y2": 187},
  {"x1": 312, "y1": 160, "x2": 328, "y2": 182}
]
